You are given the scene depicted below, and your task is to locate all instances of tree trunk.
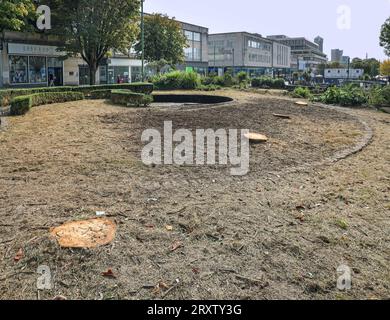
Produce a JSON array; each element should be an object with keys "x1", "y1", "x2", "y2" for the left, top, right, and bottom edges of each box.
[{"x1": 89, "y1": 64, "x2": 98, "y2": 85}]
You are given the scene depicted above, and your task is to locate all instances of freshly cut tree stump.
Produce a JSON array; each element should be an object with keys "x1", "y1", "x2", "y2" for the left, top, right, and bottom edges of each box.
[
  {"x1": 244, "y1": 132, "x2": 268, "y2": 143},
  {"x1": 295, "y1": 101, "x2": 309, "y2": 106},
  {"x1": 273, "y1": 113, "x2": 291, "y2": 119},
  {"x1": 50, "y1": 218, "x2": 117, "y2": 248}
]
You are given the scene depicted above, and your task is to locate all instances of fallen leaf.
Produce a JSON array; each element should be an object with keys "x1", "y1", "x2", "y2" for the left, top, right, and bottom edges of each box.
[
  {"x1": 170, "y1": 241, "x2": 183, "y2": 252},
  {"x1": 102, "y1": 269, "x2": 117, "y2": 278},
  {"x1": 192, "y1": 268, "x2": 200, "y2": 274},
  {"x1": 14, "y1": 248, "x2": 23, "y2": 262}
]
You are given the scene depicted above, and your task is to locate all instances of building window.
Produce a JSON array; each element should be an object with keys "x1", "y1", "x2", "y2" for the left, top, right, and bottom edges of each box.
[
  {"x1": 9, "y1": 56, "x2": 28, "y2": 84},
  {"x1": 184, "y1": 30, "x2": 202, "y2": 62},
  {"x1": 29, "y1": 56, "x2": 47, "y2": 84}
]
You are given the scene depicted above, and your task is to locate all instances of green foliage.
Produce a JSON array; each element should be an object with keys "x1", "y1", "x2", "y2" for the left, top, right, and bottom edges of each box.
[
  {"x1": 291, "y1": 87, "x2": 312, "y2": 99},
  {"x1": 351, "y1": 58, "x2": 380, "y2": 78},
  {"x1": 10, "y1": 91, "x2": 84, "y2": 115},
  {"x1": 368, "y1": 86, "x2": 390, "y2": 107},
  {"x1": 222, "y1": 71, "x2": 236, "y2": 87},
  {"x1": 236, "y1": 71, "x2": 248, "y2": 84},
  {"x1": 110, "y1": 90, "x2": 153, "y2": 107},
  {"x1": 318, "y1": 84, "x2": 368, "y2": 106},
  {"x1": 196, "y1": 84, "x2": 222, "y2": 91},
  {"x1": 135, "y1": 13, "x2": 187, "y2": 72},
  {"x1": 0, "y1": 83, "x2": 153, "y2": 107},
  {"x1": 0, "y1": 0, "x2": 35, "y2": 32},
  {"x1": 380, "y1": 17, "x2": 390, "y2": 57},
  {"x1": 10, "y1": 96, "x2": 32, "y2": 115},
  {"x1": 90, "y1": 90, "x2": 112, "y2": 99},
  {"x1": 46, "y1": 0, "x2": 141, "y2": 84},
  {"x1": 252, "y1": 77, "x2": 285, "y2": 89},
  {"x1": 152, "y1": 71, "x2": 200, "y2": 90}
]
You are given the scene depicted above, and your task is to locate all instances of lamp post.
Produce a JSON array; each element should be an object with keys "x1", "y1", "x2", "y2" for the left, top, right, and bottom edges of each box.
[{"x1": 141, "y1": 0, "x2": 145, "y2": 82}]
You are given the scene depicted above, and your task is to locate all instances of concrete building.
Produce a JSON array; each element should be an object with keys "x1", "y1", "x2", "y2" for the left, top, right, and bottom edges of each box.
[
  {"x1": 0, "y1": 18, "x2": 209, "y2": 88},
  {"x1": 179, "y1": 21, "x2": 209, "y2": 74},
  {"x1": 208, "y1": 32, "x2": 291, "y2": 77},
  {"x1": 331, "y1": 49, "x2": 343, "y2": 63},
  {"x1": 267, "y1": 35, "x2": 327, "y2": 73},
  {"x1": 324, "y1": 68, "x2": 364, "y2": 84},
  {"x1": 314, "y1": 36, "x2": 324, "y2": 53}
]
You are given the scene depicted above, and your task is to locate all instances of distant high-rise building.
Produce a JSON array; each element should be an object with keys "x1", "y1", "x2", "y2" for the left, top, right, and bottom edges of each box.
[
  {"x1": 331, "y1": 49, "x2": 343, "y2": 63},
  {"x1": 267, "y1": 35, "x2": 327, "y2": 72},
  {"x1": 314, "y1": 36, "x2": 324, "y2": 53}
]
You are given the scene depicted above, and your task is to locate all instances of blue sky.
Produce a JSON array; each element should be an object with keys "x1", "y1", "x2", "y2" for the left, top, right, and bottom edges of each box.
[{"x1": 144, "y1": 0, "x2": 390, "y2": 61}]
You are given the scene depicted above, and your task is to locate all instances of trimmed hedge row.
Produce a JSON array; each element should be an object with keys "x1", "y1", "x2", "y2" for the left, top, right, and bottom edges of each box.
[
  {"x1": 0, "y1": 83, "x2": 153, "y2": 107},
  {"x1": 90, "y1": 89, "x2": 113, "y2": 100},
  {"x1": 111, "y1": 90, "x2": 153, "y2": 108},
  {"x1": 11, "y1": 92, "x2": 85, "y2": 115}
]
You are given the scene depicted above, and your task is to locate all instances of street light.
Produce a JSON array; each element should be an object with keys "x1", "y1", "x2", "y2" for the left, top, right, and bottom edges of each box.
[{"x1": 141, "y1": 0, "x2": 145, "y2": 82}]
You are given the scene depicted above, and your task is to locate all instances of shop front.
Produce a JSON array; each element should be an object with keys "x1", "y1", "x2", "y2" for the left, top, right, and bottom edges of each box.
[{"x1": 1, "y1": 42, "x2": 66, "y2": 88}]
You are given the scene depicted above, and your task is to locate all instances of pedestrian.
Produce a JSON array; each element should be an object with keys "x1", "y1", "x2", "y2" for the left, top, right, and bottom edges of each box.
[{"x1": 49, "y1": 73, "x2": 55, "y2": 87}]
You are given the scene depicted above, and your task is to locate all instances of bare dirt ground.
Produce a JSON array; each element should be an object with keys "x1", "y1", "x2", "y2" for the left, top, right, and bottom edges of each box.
[{"x1": 0, "y1": 89, "x2": 389, "y2": 300}]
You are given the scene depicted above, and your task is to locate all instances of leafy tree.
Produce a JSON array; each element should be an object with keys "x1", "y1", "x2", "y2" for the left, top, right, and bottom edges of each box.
[
  {"x1": 44, "y1": 0, "x2": 140, "y2": 85},
  {"x1": 0, "y1": 0, "x2": 35, "y2": 33},
  {"x1": 380, "y1": 17, "x2": 390, "y2": 56},
  {"x1": 134, "y1": 13, "x2": 188, "y2": 73},
  {"x1": 351, "y1": 58, "x2": 380, "y2": 78},
  {"x1": 380, "y1": 60, "x2": 390, "y2": 77}
]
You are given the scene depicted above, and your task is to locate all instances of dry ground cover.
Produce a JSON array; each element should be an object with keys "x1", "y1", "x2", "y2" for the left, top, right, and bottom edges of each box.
[{"x1": 0, "y1": 90, "x2": 389, "y2": 300}]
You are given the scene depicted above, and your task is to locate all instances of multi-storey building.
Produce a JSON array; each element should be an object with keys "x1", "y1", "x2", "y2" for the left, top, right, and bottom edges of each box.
[
  {"x1": 0, "y1": 18, "x2": 209, "y2": 88},
  {"x1": 208, "y1": 32, "x2": 291, "y2": 77},
  {"x1": 331, "y1": 49, "x2": 344, "y2": 63},
  {"x1": 267, "y1": 35, "x2": 327, "y2": 73}
]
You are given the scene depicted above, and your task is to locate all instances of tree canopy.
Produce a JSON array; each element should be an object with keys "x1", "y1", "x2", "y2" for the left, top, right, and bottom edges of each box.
[
  {"x1": 0, "y1": 0, "x2": 35, "y2": 33},
  {"x1": 44, "y1": 0, "x2": 140, "y2": 84},
  {"x1": 380, "y1": 17, "x2": 390, "y2": 57},
  {"x1": 134, "y1": 13, "x2": 188, "y2": 73},
  {"x1": 351, "y1": 58, "x2": 380, "y2": 77},
  {"x1": 380, "y1": 60, "x2": 390, "y2": 76}
]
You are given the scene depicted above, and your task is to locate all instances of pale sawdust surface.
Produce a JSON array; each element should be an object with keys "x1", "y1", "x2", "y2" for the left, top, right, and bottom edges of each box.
[{"x1": 0, "y1": 89, "x2": 389, "y2": 300}]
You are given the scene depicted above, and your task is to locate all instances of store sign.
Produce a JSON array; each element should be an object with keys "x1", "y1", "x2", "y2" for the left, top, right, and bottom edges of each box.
[{"x1": 8, "y1": 43, "x2": 65, "y2": 57}]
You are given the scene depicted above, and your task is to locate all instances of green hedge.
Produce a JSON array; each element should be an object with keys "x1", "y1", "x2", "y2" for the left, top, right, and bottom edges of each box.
[
  {"x1": 90, "y1": 89, "x2": 112, "y2": 100},
  {"x1": 11, "y1": 92, "x2": 84, "y2": 115},
  {"x1": 111, "y1": 90, "x2": 153, "y2": 108},
  {"x1": 0, "y1": 83, "x2": 153, "y2": 107}
]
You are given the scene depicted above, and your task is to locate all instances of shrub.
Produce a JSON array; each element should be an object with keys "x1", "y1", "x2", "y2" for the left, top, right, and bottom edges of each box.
[
  {"x1": 10, "y1": 96, "x2": 32, "y2": 115},
  {"x1": 152, "y1": 71, "x2": 200, "y2": 90},
  {"x1": 236, "y1": 71, "x2": 248, "y2": 84},
  {"x1": 223, "y1": 71, "x2": 236, "y2": 87},
  {"x1": 90, "y1": 90, "x2": 112, "y2": 100},
  {"x1": 11, "y1": 91, "x2": 84, "y2": 115},
  {"x1": 368, "y1": 86, "x2": 390, "y2": 107},
  {"x1": 0, "y1": 83, "x2": 153, "y2": 107},
  {"x1": 251, "y1": 77, "x2": 285, "y2": 89},
  {"x1": 291, "y1": 87, "x2": 312, "y2": 99},
  {"x1": 110, "y1": 90, "x2": 153, "y2": 107},
  {"x1": 318, "y1": 85, "x2": 368, "y2": 106},
  {"x1": 196, "y1": 84, "x2": 222, "y2": 91}
]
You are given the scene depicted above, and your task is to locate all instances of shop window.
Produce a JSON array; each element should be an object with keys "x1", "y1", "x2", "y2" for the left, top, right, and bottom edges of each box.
[
  {"x1": 9, "y1": 56, "x2": 28, "y2": 84},
  {"x1": 131, "y1": 66, "x2": 142, "y2": 83},
  {"x1": 29, "y1": 56, "x2": 47, "y2": 84}
]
